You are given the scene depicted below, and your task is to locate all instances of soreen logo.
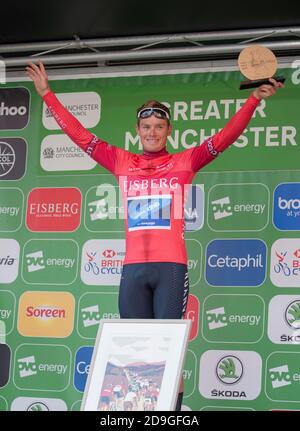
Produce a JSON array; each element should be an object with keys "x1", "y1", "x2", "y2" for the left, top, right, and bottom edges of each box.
[
  {"x1": 205, "y1": 239, "x2": 266, "y2": 286},
  {"x1": 26, "y1": 188, "x2": 81, "y2": 232},
  {"x1": 274, "y1": 183, "x2": 300, "y2": 230},
  {"x1": 18, "y1": 291, "x2": 75, "y2": 337}
]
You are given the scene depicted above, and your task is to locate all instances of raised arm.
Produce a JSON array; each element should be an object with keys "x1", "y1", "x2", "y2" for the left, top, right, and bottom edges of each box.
[
  {"x1": 189, "y1": 78, "x2": 284, "y2": 172},
  {"x1": 26, "y1": 61, "x2": 118, "y2": 174}
]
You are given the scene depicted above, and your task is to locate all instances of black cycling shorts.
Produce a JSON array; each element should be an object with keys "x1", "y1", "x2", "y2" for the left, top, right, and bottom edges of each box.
[{"x1": 119, "y1": 262, "x2": 189, "y2": 319}]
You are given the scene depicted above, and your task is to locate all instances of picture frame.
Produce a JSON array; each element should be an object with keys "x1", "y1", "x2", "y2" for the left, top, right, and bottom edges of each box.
[{"x1": 81, "y1": 319, "x2": 191, "y2": 411}]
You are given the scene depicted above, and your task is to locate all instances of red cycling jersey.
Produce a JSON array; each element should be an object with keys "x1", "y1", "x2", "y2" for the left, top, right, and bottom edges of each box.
[{"x1": 43, "y1": 91, "x2": 259, "y2": 264}]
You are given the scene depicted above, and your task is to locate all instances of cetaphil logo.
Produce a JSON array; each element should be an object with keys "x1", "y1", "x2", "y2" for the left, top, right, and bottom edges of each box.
[
  {"x1": 25, "y1": 251, "x2": 45, "y2": 272},
  {"x1": 184, "y1": 184, "x2": 204, "y2": 231},
  {"x1": 270, "y1": 239, "x2": 300, "y2": 287},
  {"x1": 211, "y1": 197, "x2": 232, "y2": 220},
  {"x1": 206, "y1": 307, "x2": 227, "y2": 330},
  {"x1": 0, "y1": 88, "x2": 30, "y2": 129},
  {"x1": 74, "y1": 346, "x2": 93, "y2": 392},
  {"x1": 269, "y1": 365, "x2": 292, "y2": 389},
  {"x1": 216, "y1": 356, "x2": 243, "y2": 385},
  {"x1": 81, "y1": 305, "x2": 101, "y2": 328},
  {"x1": 18, "y1": 356, "x2": 37, "y2": 378},
  {"x1": 285, "y1": 300, "x2": 300, "y2": 329},
  {"x1": 205, "y1": 239, "x2": 266, "y2": 286},
  {"x1": 273, "y1": 183, "x2": 300, "y2": 230},
  {"x1": 26, "y1": 187, "x2": 82, "y2": 232}
]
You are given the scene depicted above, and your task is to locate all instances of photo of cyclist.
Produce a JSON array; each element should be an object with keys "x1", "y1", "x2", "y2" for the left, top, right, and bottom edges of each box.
[{"x1": 26, "y1": 60, "x2": 283, "y2": 410}]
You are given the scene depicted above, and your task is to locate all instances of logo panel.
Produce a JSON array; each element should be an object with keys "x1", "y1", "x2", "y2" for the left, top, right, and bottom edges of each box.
[
  {"x1": 11, "y1": 397, "x2": 67, "y2": 411},
  {"x1": 273, "y1": 183, "x2": 300, "y2": 230},
  {"x1": 74, "y1": 346, "x2": 93, "y2": 392},
  {"x1": 0, "y1": 238, "x2": 20, "y2": 284},
  {"x1": 42, "y1": 92, "x2": 101, "y2": 129},
  {"x1": 0, "y1": 290, "x2": 16, "y2": 335},
  {"x1": 0, "y1": 138, "x2": 27, "y2": 180},
  {"x1": 0, "y1": 343, "x2": 11, "y2": 387},
  {"x1": 84, "y1": 185, "x2": 124, "y2": 232},
  {"x1": 208, "y1": 183, "x2": 269, "y2": 231},
  {"x1": 185, "y1": 184, "x2": 204, "y2": 231},
  {"x1": 266, "y1": 352, "x2": 300, "y2": 401},
  {"x1": 18, "y1": 291, "x2": 75, "y2": 338},
  {"x1": 202, "y1": 294, "x2": 264, "y2": 343},
  {"x1": 185, "y1": 294, "x2": 199, "y2": 341},
  {"x1": 0, "y1": 88, "x2": 30, "y2": 130},
  {"x1": 270, "y1": 239, "x2": 300, "y2": 287},
  {"x1": 77, "y1": 292, "x2": 119, "y2": 339},
  {"x1": 81, "y1": 239, "x2": 125, "y2": 286},
  {"x1": 199, "y1": 350, "x2": 262, "y2": 400},
  {"x1": 186, "y1": 239, "x2": 202, "y2": 287},
  {"x1": 22, "y1": 239, "x2": 78, "y2": 285},
  {"x1": 26, "y1": 187, "x2": 81, "y2": 232},
  {"x1": 14, "y1": 344, "x2": 71, "y2": 391},
  {"x1": 0, "y1": 188, "x2": 23, "y2": 232},
  {"x1": 205, "y1": 239, "x2": 267, "y2": 286},
  {"x1": 268, "y1": 295, "x2": 300, "y2": 344},
  {"x1": 41, "y1": 135, "x2": 97, "y2": 171}
]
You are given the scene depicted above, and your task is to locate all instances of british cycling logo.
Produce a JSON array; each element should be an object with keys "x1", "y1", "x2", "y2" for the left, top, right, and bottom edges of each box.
[
  {"x1": 270, "y1": 239, "x2": 300, "y2": 287},
  {"x1": 273, "y1": 183, "x2": 300, "y2": 230}
]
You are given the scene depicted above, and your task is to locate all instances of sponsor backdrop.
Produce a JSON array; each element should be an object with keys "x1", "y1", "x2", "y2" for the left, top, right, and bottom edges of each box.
[{"x1": 0, "y1": 63, "x2": 300, "y2": 411}]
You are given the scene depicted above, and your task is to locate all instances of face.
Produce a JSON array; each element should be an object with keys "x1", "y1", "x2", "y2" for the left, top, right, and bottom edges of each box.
[{"x1": 136, "y1": 116, "x2": 172, "y2": 153}]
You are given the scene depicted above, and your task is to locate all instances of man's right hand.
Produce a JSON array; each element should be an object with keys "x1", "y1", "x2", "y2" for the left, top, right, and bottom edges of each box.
[{"x1": 26, "y1": 60, "x2": 50, "y2": 97}]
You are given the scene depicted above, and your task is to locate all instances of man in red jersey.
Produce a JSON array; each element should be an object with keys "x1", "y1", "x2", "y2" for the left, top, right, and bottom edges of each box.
[{"x1": 26, "y1": 61, "x2": 283, "y2": 410}]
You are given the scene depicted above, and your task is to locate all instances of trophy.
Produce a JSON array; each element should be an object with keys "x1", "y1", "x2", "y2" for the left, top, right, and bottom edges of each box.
[{"x1": 238, "y1": 45, "x2": 285, "y2": 90}]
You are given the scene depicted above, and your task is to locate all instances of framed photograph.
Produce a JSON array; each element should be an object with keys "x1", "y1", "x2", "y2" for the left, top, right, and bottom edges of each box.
[{"x1": 81, "y1": 319, "x2": 191, "y2": 411}]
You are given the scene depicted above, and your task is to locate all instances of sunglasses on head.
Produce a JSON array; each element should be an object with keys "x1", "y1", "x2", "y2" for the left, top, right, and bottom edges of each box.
[{"x1": 137, "y1": 107, "x2": 170, "y2": 120}]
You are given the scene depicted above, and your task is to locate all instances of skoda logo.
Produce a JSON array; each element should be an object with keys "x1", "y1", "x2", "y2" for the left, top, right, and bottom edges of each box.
[
  {"x1": 285, "y1": 300, "x2": 300, "y2": 329},
  {"x1": 216, "y1": 355, "x2": 243, "y2": 385}
]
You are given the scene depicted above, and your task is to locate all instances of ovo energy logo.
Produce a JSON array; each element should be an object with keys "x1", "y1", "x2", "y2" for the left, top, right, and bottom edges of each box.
[
  {"x1": 211, "y1": 197, "x2": 232, "y2": 220},
  {"x1": 81, "y1": 305, "x2": 101, "y2": 328},
  {"x1": 216, "y1": 356, "x2": 243, "y2": 385},
  {"x1": 266, "y1": 352, "x2": 300, "y2": 401},
  {"x1": 208, "y1": 184, "x2": 269, "y2": 231},
  {"x1": 18, "y1": 291, "x2": 75, "y2": 337},
  {"x1": 18, "y1": 356, "x2": 37, "y2": 378},
  {"x1": 269, "y1": 365, "x2": 292, "y2": 389}
]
